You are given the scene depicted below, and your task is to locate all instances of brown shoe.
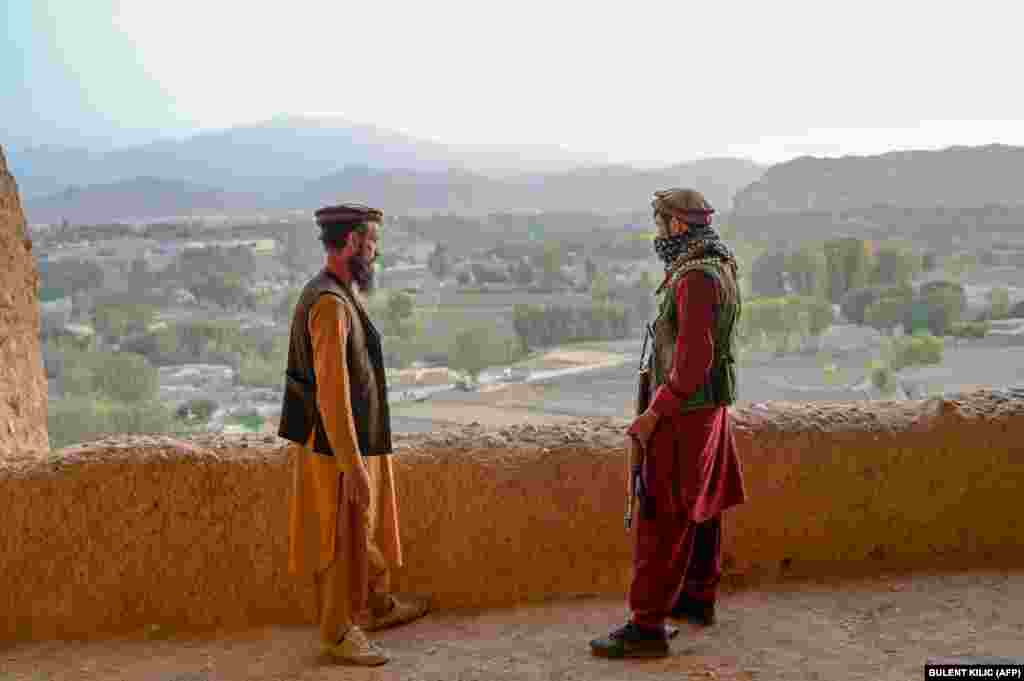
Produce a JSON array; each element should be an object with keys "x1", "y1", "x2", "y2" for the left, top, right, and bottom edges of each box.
[
  {"x1": 322, "y1": 626, "x2": 389, "y2": 666},
  {"x1": 365, "y1": 593, "x2": 431, "y2": 632}
]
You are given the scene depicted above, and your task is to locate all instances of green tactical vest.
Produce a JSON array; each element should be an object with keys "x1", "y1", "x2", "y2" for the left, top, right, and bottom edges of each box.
[{"x1": 650, "y1": 257, "x2": 741, "y2": 412}]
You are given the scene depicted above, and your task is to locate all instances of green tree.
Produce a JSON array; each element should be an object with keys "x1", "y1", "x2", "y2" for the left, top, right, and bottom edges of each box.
[
  {"x1": 869, "y1": 361, "x2": 897, "y2": 395},
  {"x1": 824, "y1": 238, "x2": 873, "y2": 304},
  {"x1": 189, "y1": 272, "x2": 252, "y2": 310},
  {"x1": 92, "y1": 353, "x2": 160, "y2": 403},
  {"x1": 750, "y1": 250, "x2": 789, "y2": 297},
  {"x1": 175, "y1": 398, "x2": 219, "y2": 423},
  {"x1": 920, "y1": 281, "x2": 965, "y2": 336},
  {"x1": 450, "y1": 327, "x2": 500, "y2": 380},
  {"x1": 943, "y1": 253, "x2": 977, "y2": 280},
  {"x1": 48, "y1": 398, "x2": 174, "y2": 449},
  {"x1": 805, "y1": 297, "x2": 835, "y2": 336},
  {"x1": 385, "y1": 291, "x2": 416, "y2": 340},
  {"x1": 590, "y1": 271, "x2": 611, "y2": 304},
  {"x1": 950, "y1": 321, "x2": 990, "y2": 339},
  {"x1": 840, "y1": 286, "x2": 886, "y2": 326},
  {"x1": 238, "y1": 355, "x2": 284, "y2": 389},
  {"x1": 865, "y1": 296, "x2": 907, "y2": 332},
  {"x1": 541, "y1": 242, "x2": 563, "y2": 285},
  {"x1": 634, "y1": 271, "x2": 658, "y2": 324},
  {"x1": 584, "y1": 258, "x2": 598, "y2": 287},
  {"x1": 987, "y1": 286, "x2": 1011, "y2": 319},
  {"x1": 174, "y1": 320, "x2": 247, "y2": 359},
  {"x1": 885, "y1": 334, "x2": 944, "y2": 371},
  {"x1": 784, "y1": 247, "x2": 829, "y2": 299},
  {"x1": 275, "y1": 288, "x2": 303, "y2": 324},
  {"x1": 93, "y1": 302, "x2": 159, "y2": 341},
  {"x1": 873, "y1": 243, "x2": 921, "y2": 287}
]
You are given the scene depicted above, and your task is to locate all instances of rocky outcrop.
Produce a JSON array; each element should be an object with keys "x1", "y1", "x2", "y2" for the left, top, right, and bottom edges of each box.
[{"x1": 0, "y1": 146, "x2": 48, "y2": 456}]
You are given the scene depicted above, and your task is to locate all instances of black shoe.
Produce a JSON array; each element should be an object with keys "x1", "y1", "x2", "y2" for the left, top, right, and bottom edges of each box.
[
  {"x1": 590, "y1": 622, "x2": 669, "y2": 658},
  {"x1": 669, "y1": 595, "x2": 715, "y2": 626}
]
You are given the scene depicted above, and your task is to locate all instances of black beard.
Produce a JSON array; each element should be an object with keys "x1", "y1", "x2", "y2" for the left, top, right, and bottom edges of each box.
[{"x1": 349, "y1": 253, "x2": 376, "y2": 293}]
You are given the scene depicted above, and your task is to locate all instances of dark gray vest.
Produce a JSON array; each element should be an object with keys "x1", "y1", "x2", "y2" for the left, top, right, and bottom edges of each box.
[{"x1": 278, "y1": 269, "x2": 393, "y2": 457}]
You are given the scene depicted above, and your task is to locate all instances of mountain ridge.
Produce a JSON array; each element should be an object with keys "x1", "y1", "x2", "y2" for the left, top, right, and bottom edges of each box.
[
  {"x1": 733, "y1": 143, "x2": 1024, "y2": 214},
  {"x1": 23, "y1": 157, "x2": 764, "y2": 224}
]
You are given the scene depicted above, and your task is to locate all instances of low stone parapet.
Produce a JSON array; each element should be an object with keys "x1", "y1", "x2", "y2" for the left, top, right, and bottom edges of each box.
[{"x1": 2, "y1": 390, "x2": 1022, "y2": 641}]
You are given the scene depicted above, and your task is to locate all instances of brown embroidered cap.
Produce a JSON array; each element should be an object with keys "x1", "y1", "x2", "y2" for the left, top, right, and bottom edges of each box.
[
  {"x1": 652, "y1": 188, "x2": 715, "y2": 226},
  {"x1": 314, "y1": 203, "x2": 383, "y2": 234}
]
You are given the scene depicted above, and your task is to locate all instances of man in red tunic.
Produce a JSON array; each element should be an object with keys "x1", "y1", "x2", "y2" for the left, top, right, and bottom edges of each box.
[{"x1": 591, "y1": 188, "x2": 747, "y2": 658}]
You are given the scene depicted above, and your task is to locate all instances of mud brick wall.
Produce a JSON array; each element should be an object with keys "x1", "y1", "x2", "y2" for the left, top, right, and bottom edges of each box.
[{"x1": 2, "y1": 390, "x2": 1023, "y2": 641}]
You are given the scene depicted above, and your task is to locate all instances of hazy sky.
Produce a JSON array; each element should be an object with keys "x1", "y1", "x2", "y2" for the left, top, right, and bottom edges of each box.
[{"x1": 4, "y1": 0, "x2": 1022, "y2": 164}]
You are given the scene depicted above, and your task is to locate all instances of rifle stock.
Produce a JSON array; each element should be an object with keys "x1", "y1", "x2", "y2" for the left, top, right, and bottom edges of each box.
[{"x1": 626, "y1": 323, "x2": 654, "y2": 530}]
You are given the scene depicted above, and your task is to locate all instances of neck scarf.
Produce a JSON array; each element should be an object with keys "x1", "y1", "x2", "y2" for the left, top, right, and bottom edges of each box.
[{"x1": 653, "y1": 225, "x2": 735, "y2": 271}]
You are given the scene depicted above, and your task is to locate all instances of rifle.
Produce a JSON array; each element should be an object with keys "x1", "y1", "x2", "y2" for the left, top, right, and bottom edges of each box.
[{"x1": 626, "y1": 321, "x2": 654, "y2": 530}]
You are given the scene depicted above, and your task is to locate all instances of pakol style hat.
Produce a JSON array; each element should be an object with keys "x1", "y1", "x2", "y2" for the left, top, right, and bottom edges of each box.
[
  {"x1": 314, "y1": 203, "x2": 383, "y2": 236},
  {"x1": 652, "y1": 188, "x2": 715, "y2": 226}
]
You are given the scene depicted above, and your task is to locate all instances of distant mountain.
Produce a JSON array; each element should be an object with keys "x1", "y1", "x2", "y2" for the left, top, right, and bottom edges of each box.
[
  {"x1": 733, "y1": 144, "x2": 1024, "y2": 215},
  {"x1": 505, "y1": 158, "x2": 764, "y2": 214},
  {"x1": 23, "y1": 177, "x2": 260, "y2": 225},
  {"x1": 7, "y1": 116, "x2": 612, "y2": 198},
  {"x1": 22, "y1": 157, "x2": 764, "y2": 224},
  {"x1": 284, "y1": 165, "x2": 509, "y2": 216}
]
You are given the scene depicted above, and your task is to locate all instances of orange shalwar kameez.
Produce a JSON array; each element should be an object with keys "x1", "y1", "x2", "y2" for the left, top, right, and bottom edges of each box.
[{"x1": 286, "y1": 294, "x2": 402, "y2": 645}]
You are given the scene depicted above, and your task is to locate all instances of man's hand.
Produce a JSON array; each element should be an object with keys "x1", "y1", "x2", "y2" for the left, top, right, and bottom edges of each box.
[
  {"x1": 627, "y1": 409, "x2": 659, "y2": 452},
  {"x1": 345, "y1": 462, "x2": 372, "y2": 511}
]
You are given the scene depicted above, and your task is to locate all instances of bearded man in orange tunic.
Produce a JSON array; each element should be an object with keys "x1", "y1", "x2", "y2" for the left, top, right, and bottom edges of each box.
[
  {"x1": 591, "y1": 188, "x2": 747, "y2": 658},
  {"x1": 278, "y1": 204, "x2": 429, "y2": 666}
]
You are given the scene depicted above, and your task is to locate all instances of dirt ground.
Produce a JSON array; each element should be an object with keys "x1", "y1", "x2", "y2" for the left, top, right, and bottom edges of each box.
[
  {"x1": 520, "y1": 349, "x2": 627, "y2": 371},
  {"x1": 390, "y1": 383, "x2": 581, "y2": 427},
  {"x1": 3, "y1": 570, "x2": 1022, "y2": 681}
]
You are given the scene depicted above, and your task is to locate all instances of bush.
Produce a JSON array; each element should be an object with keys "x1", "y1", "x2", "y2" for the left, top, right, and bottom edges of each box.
[
  {"x1": 175, "y1": 398, "x2": 219, "y2": 423},
  {"x1": 737, "y1": 296, "x2": 833, "y2": 349},
  {"x1": 237, "y1": 354, "x2": 284, "y2": 389},
  {"x1": 54, "y1": 350, "x2": 159, "y2": 402},
  {"x1": 173, "y1": 320, "x2": 252, "y2": 359},
  {"x1": 987, "y1": 287, "x2": 1011, "y2": 320},
  {"x1": 48, "y1": 398, "x2": 174, "y2": 449},
  {"x1": 840, "y1": 286, "x2": 885, "y2": 326},
  {"x1": 869, "y1": 361, "x2": 897, "y2": 395},
  {"x1": 886, "y1": 334, "x2": 944, "y2": 371},
  {"x1": 92, "y1": 301, "x2": 159, "y2": 341},
  {"x1": 512, "y1": 302, "x2": 630, "y2": 351},
  {"x1": 449, "y1": 326, "x2": 515, "y2": 380},
  {"x1": 92, "y1": 353, "x2": 160, "y2": 403},
  {"x1": 864, "y1": 288, "x2": 913, "y2": 332},
  {"x1": 275, "y1": 288, "x2": 303, "y2": 324},
  {"x1": 950, "y1": 321, "x2": 989, "y2": 339},
  {"x1": 919, "y1": 281, "x2": 965, "y2": 336}
]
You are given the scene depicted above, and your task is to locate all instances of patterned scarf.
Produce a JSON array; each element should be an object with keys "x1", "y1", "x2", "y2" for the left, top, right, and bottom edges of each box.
[{"x1": 653, "y1": 226, "x2": 736, "y2": 271}]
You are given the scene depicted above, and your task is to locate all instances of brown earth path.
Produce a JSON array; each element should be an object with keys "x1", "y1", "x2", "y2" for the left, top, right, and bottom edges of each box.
[{"x1": 2, "y1": 570, "x2": 1022, "y2": 681}]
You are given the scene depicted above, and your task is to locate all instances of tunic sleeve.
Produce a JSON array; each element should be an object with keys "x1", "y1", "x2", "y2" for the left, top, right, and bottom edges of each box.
[
  {"x1": 308, "y1": 294, "x2": 364, "y2": 475},
  {"x1": 648, "y1": 271, "x2": 717, "y2": 417}
]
